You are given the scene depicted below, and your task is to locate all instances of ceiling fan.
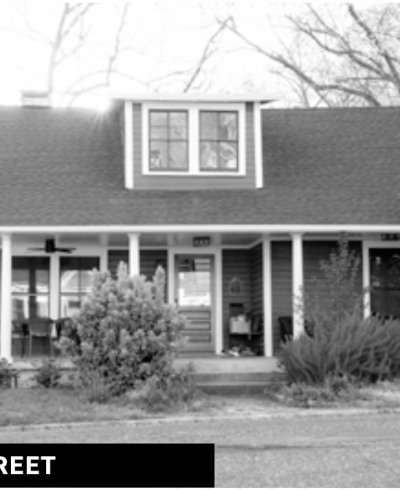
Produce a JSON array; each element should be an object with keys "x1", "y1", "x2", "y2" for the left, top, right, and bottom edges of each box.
[{"x1": 28, "y1": 238, "x2": 76, "y2": 254}]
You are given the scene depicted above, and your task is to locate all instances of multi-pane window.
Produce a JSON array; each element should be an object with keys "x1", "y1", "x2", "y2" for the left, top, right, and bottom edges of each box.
[
  {"x1": 12, "y1": 257, "x2": 50, "y2": 320},
  {"x1": 200, "y1": 111, "x2": 238, "y2": 171},
  {"x1": 60, "y1": 257, "x2": 99, "y2": 317},
  {"x1": 149, "y1": 111, "x2": 188, "y2": 170}
]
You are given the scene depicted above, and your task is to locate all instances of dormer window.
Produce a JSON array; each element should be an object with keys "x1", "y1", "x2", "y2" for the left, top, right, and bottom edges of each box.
[
  {"x1": 142, "y1": 102, "x2": 246, "y2": 176},
  {"x1": 149, "y1": 110, "x2": 188, "y2": 171},
  {"x1": 200, "y1": 111, "x2": 238, "y2": 171}
]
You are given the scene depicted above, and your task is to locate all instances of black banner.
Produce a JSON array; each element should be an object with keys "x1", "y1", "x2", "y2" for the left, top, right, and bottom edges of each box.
[{"x1": 0, "y1": 443, "x2": 214, "y2": 487}]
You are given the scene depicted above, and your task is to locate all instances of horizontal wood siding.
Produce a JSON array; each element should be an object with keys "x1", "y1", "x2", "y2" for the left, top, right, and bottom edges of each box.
[
  {"x1": 133, "y1": 102, "x2": 256, "y2": 189},
  {"x1": 108, "y1": 249, "x2": 168, "y2": 298},
  {"x1": 222, "y1": 250, "x2": 251, "y2": 351},
  {"x1": 249, "y1": 243, "x2": 264, "y2": 353},
  {"x1": 271, "y1": 242, "x2": 292, "y2": 352},
  {"x1": 271, "y1": 240, "x2": 363, "y2": 352}
]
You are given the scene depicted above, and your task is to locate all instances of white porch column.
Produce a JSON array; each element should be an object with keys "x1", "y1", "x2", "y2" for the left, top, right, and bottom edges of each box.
[
  {"x1": 215, "y1": 248, "x2": 223, "y2": 355},
  {"x1": 50, "y1": 254, "x2": 60, "y2": 321},
  {"x1": 128, "y1": 233, "x2": 140, "y2": 276},
  {"x1": 362, "y1": 240, "x2": 371, "y2": 319},
  {"x1": 0, "y1": 234, "x2": 12, "y2": 362},
  {"x1": 262, "y1": 235, "x2": 273, "y2": 357},
  {"x1": 99, "y1": 234, "x2": 109, "y2": 273},
  {"x1": 292, "y1": 233, "x2": 304, "y2": 337}
]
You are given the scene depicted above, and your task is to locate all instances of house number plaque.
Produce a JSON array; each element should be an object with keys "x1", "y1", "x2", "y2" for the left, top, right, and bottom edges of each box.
[
  {"x1": 193, "y1": 236, "x2": 211, "y2": 247},
  {"x1": 381, "y1": 234, "x2": 400, "y2": 241}
]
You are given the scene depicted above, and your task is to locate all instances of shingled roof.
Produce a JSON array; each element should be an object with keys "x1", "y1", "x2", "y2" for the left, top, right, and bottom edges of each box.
[{"x1": 0, "y1": 104, "x2": 399, "y2": 226}]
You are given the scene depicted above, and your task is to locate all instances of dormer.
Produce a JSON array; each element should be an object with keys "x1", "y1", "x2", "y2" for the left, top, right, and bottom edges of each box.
[{"x1": 113, "y1": 93, "x2": 274, "y2": 190}]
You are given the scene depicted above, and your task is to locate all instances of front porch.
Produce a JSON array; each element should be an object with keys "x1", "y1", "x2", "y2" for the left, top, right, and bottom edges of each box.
[{"x1": 0, "y1": 228, "x2": 398, "y2": 364}]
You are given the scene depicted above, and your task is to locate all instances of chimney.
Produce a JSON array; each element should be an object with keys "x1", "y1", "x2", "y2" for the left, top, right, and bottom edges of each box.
[{"x1": 21, "y1": 90, "x2": 51, "y2": 107}]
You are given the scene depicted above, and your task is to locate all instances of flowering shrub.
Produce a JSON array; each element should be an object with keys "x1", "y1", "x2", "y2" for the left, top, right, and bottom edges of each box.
[{"x1": 61, "y1": 264, "x2": 187, "y2": 399}]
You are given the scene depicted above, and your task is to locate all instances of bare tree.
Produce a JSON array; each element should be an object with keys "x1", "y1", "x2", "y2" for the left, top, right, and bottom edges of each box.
[
  {"x1": 218, "y1": 4, "x2": 400, "y2": 107},
  {"x1": 9, "y1": 4, "x2": 229, "y2": 105}
]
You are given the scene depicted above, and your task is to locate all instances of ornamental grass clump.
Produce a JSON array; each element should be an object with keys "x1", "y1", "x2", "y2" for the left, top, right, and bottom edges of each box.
[
  {"x1": 60, "y1": 263, "x2": 187, "y2": 400},
  {"x1": 279, "y1": 236, "x2": 400, "y2": 386},
  {"x1": 278, "y1": 313, "x2": 400, "y2": 385}
]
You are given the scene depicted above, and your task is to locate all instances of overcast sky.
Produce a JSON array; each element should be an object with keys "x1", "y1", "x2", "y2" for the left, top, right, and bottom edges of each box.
[{"x1": 0, "y1": 2, "x2": 391, "y2": 107}]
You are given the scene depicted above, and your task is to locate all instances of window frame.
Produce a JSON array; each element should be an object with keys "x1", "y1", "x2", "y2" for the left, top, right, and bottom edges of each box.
[
  {"x1": 142, "y1": 102, "x2": 246, "y2": 177},
  {"x1": 149, "y1": 110, "x2": 189, "y2": 172}
]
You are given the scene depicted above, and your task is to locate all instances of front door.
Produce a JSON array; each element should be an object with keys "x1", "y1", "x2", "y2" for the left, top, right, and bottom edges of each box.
[
  {"x1": 370, "y1": 248, "x2": 400, "y2": 319},
  {"x1": 175, "y1": 254, "x2": 214, "y2": 352}
]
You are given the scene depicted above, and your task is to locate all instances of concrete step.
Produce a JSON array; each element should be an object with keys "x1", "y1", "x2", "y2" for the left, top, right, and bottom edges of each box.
[
  {"x1": 175, "y1": 356, "x2": 279, "y2": 373},
  {"x1": 193, "y1": 371, "x2": 284, "y2": 383},
  {"x1": 192, "y1": 370, "x2": 285, "y2": 395},
  {"x1": 197, "y1": 380, "x2": 283, "y2": 395}
]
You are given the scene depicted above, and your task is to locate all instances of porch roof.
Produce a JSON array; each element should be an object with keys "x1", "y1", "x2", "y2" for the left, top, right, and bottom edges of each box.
[{"x1": 0, "y1": 105, "x2": 399, "y2": 227}]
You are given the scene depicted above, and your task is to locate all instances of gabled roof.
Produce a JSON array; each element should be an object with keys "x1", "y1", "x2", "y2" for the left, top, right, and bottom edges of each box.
[{"x1": 0, "y1": 104, "x2": 398, "y2": 226}]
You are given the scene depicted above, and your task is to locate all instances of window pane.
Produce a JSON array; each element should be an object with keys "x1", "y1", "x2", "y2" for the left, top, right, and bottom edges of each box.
[
  {"x1": 12, "y1": 295, "x2": 28, "y2": 320},
  {"x1": 81, "y1": 270, "x2": 97, "y2": 293},
  {"x1": 201, "y1": 113, "x2": 218, "y2": 140},
  {"x1": 169, "y1": 112, "x2": 187, "y2": 139},
  {"x1": 150, "y1": 112, "x2": 168, "y2": 139},
  {"x1": 12, "y1": 295, "x2": 49, "y2": 320},
  {"x1": 220, "y1": 142, "x2": 238, "y2": 169},
  {"x1": 12, "y1": 257, "x2": 49, "y2": 294},
  {"x1": 12, "y1": 268, "x2": 29, "y2": 294},
  {"x1": 60, "y1": 257, "x2": 99, "y2": 293},
  {"x1": 220, "y1": 113, "x2": 238, "y2": 140},
  {"x1": 60, "y1": 295, "x2": 82, "y2": 318},
  {"x1": 200, "y1": 142, "x2": 218, "y2": 169},
  {"x1": 169, "y1": 142, "x2": 188, "y2": 169},
  {"x1": 60, "y1": 269, "x2": 80, "y2": 293},
  {"x1": 150, "y1": 141, "x2": 168, "y2": 169},
  {"x1": 177, "y1": 257, "x2": 212, "y2": 307},
  {"x1": 80, "y1": 259, "x2": 99, "y2": 292}
]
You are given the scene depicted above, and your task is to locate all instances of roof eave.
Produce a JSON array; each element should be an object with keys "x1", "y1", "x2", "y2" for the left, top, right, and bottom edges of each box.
[{"x1": 109, "y1": 92, "x2": 277, "y2": 105}]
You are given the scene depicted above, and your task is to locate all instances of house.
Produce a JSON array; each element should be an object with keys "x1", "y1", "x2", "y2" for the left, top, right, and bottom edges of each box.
[{"x1": 0, "y1": 91, "x2": 399, "y2": 362}]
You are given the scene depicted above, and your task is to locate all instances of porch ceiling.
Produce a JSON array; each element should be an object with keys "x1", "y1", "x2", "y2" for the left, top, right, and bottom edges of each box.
[{"x1": 6, "y1": 232, "x2": 380, "y2": 251}]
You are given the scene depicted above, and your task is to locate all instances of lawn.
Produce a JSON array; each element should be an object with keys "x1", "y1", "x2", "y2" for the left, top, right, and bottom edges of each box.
[{"x1": 2, "y1": 381, "x2": 400, "y2": 427}]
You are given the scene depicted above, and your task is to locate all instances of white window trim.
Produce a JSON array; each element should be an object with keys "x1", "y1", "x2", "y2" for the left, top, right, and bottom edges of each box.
[{"x1": 142, "y1": 102, "x2": 246, "y2": 177}]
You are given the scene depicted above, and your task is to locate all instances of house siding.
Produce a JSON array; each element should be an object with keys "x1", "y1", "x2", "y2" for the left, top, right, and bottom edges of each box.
[
  {"x1": 249, "y1": 242, "x2": 264, "y2": 352},
  {"x1": 133, "y1": 102, "x2": 256, "y2": 189},
  {"x1": 222, "y1": 249, "x2": 251, "y2": 351},
  {"x1": 271, "y1": 240, "x2": 363, "y2": 353}
]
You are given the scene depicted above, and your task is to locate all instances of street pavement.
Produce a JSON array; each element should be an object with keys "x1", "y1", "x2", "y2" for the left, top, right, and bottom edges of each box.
[{"x1": 1, "y1": 411, "x2": 400, "y2": 487}]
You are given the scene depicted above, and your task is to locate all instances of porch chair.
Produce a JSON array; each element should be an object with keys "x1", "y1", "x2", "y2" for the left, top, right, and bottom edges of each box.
[{"x1": 27, "y1": 318, "x2": 54, "y2": 358}]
